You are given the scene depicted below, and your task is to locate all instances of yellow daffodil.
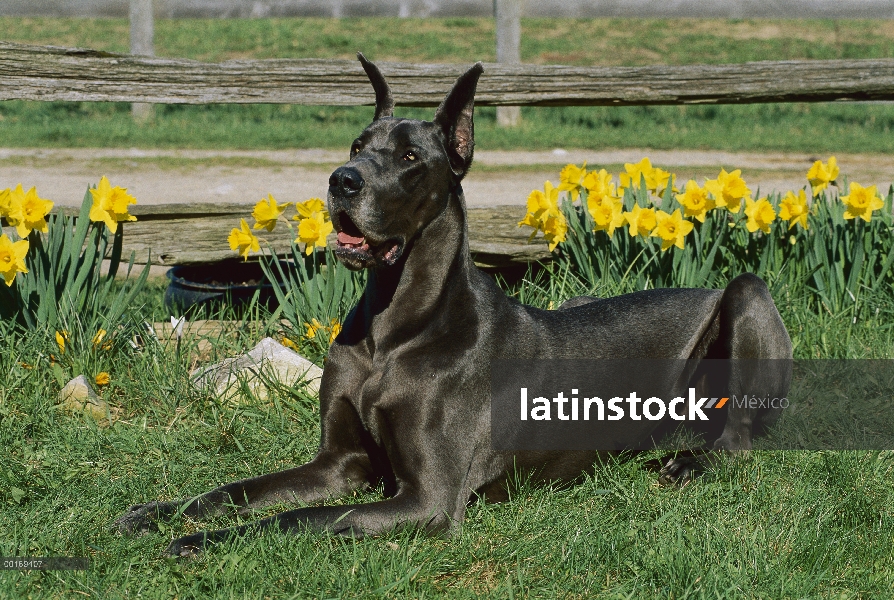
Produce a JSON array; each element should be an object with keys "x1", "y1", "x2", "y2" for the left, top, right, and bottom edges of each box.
[
  {"x1": 252, "y1": 194, "x2": 290, "y2": 232},
  {"x1": 228, "y1": 218, "x2": 260, "y2": 259},
  {"x1": 744, "y1": 197, "x2": 776, "y2": 234},
  {"x1": 541, "y1": 212, "x2": 568, "y2": 251},
  {"x1": 676, "y1": 180, "x2": 715, "y2": 223},
  {"x1": 0, "y1": 187, "x2": 16, "y2": 219},
  {"x1": 705, "y1": 169, "x2": 750, "y2": 214},
  {"x1": 587, "y1": 195, "x2": 625, "y2": 238},
  {"x1": 778, "y1": 190, "x2": 810, "y2": 230},
  {"x1": 519, "y1": 181, "x2": 566, "y2": 249},
  {"x1": 519, "y1": 182, "x2": 561, "y2": 228},
  {"x1": 652, "y1": 209, "x2": 694, "y2": 251},
  {"x1": 0, "y1": 233, "x2": 29, "y2": 286},
  {"x1": 281, "y1": 336, "x2": 299, "y2": 350},
  {"x1": 89, "y1": 176, "x2": 137, "y2": 233},
  {"x1": 95, "y1": 372, "x2": 110, "y2": 386},
  {"x1": 650, "y1": 166, "x2": 678, "y2": 196},
  {"x1": 807, "y1": 156, "x2": 839, "y2": 196},
  {"x1": 582, "y1": 169, "x2": 615, "y2": 198},
  {"x1": 55, "y1": 330, "x2": 68, "y2": 354},
  {"x1": 623, "y1": 204, "x2": 657, "y2": 238},
  {"x1": 558, "y1": 163, "x2": 587, "y2": 201},
  {"x1": 618, "y1": 158, "x2": 676, "y2": 195},
  {"x1": 6, "y1": 184, "x2": 54, "y2": 238},
  {"x1": 297, "y1": 212, "x2": 334, "y2": 255},
  {"x1": 92, "y1": 329, "x2": 107, "y2": 349},
  {"x1": 841, "y1": 182, "x2": 884, "y2": 222},
  {"x1": 294, "y1": 198, "x2": 327, "y2": 219},
  {"x1": 619, "y1": 158, "x2": 653, "y2": 192}
]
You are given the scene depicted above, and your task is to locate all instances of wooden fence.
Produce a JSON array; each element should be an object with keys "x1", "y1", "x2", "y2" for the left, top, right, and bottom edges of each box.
[
  {"x1": 4, "y1": 42, "x2": 894, "y2": 106},
  {"x1": 4, "y1": 41, "x2": 894, "y2": 267}
]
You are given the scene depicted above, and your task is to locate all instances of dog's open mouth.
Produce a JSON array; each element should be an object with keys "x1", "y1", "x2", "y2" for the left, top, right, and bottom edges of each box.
[{"x1": 334, "y1": 213, "x2": 403, "y2": 267}]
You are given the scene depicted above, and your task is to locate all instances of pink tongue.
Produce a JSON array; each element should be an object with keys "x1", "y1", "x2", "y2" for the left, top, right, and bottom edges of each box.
[{"x1": 337, "y1": 231, "x2": 365, "y2": 245}]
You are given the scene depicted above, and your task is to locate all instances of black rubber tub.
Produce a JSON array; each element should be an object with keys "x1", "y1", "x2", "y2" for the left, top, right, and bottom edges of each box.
[{"x1": 164, "y1": 259, "x2": 288, "y2": 317}]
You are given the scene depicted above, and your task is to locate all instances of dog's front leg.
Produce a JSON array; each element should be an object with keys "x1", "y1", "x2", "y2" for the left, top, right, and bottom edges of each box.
[
  {"x1": 164, "y1": 490, "x2": 452, "y2": 557},
  {"x1": 164, "y1": 420, "x2": 475, "y2": 556},
  {"x1": 116, "y1": 397, "x2": 373, "y2": 535}
]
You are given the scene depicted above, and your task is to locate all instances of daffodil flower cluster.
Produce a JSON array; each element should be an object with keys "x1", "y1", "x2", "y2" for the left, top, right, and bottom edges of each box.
[
  {"x1": 0, "y1": 177, "x2": 137, "y2": 286},
  {"x1": 229, "y1": 195, "x2": 334, "y2": 259},
  {"x1": 520, "y1": 156, "x2": 885, "y2": 253}
]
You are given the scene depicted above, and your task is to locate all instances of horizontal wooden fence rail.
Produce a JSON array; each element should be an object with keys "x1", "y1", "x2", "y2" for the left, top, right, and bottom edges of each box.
[
  {"x1": 43, "y1": 203, "x2": 549, "y2": 268},
  {"x1": 4, "y1": 42, "x2": 894, "y2": 106}
]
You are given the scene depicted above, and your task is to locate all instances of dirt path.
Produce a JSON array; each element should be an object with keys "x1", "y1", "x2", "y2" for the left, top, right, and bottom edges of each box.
[{"x1": 3, "y1": 147, "x2": 894, "y2": 209}]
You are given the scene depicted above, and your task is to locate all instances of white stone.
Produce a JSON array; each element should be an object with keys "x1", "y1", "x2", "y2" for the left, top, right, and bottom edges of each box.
[
  {"x1": 191, "y1": 337, "x2": 323, "y2": 402},
  {"x1": 58, "y1": 375, "x2": 112, "y2": 425}
]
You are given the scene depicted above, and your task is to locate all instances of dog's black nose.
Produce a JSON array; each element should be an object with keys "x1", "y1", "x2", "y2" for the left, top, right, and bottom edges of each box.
[{"x1": 329, "y1": 167, "x2": 365, "y2": 197}]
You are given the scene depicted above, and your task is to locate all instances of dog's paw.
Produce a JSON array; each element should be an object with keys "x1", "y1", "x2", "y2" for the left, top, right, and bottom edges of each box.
[
  {"x1": 114, "y1": 502, "x2": 173, "y2": 536},
  {"x1": 164, "y1": 533, "x2": 207, "y2": 558},
  {"x1": 658, "y1": 455, "x2": 704, "y2": 486}
]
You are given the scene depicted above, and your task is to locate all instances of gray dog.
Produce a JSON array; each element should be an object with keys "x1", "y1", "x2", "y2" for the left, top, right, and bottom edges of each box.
[{"x1": 116, "y1": 55, "x2": 793, "y2": 557}]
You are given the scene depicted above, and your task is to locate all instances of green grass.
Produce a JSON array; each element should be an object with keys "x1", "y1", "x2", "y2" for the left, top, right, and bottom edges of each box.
[
  {"x1": 2, "y1": 17, "x2": 894, "y2": 152},
  {"x1": 1, "y1": 272, "x2": 894, "y2": 598}
]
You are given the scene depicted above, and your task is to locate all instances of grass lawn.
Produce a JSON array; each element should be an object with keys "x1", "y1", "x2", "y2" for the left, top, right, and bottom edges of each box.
[
  {"x1": 2, "y1": 17, "x2": 894, "y2": 153},
  {"x1": 1, "y1": 273, "x2": 893, "y2": 598}
]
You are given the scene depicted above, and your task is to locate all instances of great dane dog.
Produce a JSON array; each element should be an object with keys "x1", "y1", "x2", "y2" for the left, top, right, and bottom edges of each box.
[{"x1": 116, "y1": 54, "x2": 793, "y2": 556}]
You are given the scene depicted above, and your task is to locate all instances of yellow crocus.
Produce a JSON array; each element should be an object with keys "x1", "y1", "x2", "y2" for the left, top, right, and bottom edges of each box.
[{"x1": 55, "y1": 330, "x2": 69, "y2": 354}]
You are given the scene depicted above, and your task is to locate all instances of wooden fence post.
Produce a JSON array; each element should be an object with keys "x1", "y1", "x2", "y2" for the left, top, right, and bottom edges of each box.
[
  {"x1": 130, "y1": 0, "x2": 154, "y2": 122},
  {"x1": 494, "y1": 0, "x2": 522, "y2": 127}
]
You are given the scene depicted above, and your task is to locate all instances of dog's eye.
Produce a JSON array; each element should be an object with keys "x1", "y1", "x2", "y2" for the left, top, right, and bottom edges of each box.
[
  {"x1": 350, "y1": 146, "x2": 361, "y2": 158},
  {"x1": 403, "y1": 151, "x2": 417, "y2": 162}
]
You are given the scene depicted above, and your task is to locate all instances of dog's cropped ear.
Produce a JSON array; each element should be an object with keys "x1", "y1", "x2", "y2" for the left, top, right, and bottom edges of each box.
[
  {"x1": 358, "y1": 52, "x2": 394, "y2": 120},
  {"x1": 434, "y1": 62, "x2": 483, "y2": 178}
]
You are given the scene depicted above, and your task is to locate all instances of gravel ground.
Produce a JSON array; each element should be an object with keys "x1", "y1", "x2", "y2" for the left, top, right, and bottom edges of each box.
[{"x1": 4, "y1": 147, "x2": 894, "y2": 209}]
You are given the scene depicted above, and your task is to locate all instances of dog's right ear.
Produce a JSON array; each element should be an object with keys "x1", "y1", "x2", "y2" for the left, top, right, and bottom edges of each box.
[
  {"x1": 358, "y1": 52, "x2": 394, "y2": 120},
  {"x1": 434, "y1": 62, "x2": 484, "y2": 178}
]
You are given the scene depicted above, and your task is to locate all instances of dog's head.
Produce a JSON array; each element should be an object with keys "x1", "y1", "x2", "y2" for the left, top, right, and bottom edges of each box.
[{"x1": 328, "y1": 53, "x2": 483, "y2": 270}]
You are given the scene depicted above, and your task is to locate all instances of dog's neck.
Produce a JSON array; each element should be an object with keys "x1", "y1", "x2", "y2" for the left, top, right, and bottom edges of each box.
[{"x1": 359, "y1": 187, "x2": 478, "y2": 342}]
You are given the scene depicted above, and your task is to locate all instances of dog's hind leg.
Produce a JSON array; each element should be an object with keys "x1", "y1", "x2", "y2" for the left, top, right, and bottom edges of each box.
[
  {"x1": 659, "y1": 274, "x2": 792, "y2": 485},
  {"x1": 710, "y1": 274, "x2": 792, "y2": 453}
]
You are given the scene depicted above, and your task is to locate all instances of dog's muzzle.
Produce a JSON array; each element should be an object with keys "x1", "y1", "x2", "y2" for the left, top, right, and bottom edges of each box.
[
  {"x1": 329, "y1": 167, "x2": 365, "y2": 197},
  {"x1": 328, "y1": 167, "x2": 403, "y2": 269}
]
